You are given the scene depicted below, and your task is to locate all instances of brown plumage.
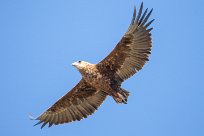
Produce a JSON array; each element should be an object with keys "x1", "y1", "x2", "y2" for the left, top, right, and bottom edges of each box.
[{"x1": 32, "y1": 2, "x2": 154, "y2": 128}]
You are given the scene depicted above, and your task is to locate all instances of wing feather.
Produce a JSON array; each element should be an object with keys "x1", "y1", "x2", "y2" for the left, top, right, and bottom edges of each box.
[
  {"x1": 34, "y1": 79, "x2": 107, "y2": 128},
  {"x1": 97, "y1": 3, "x2": 154, "y2": 81}
]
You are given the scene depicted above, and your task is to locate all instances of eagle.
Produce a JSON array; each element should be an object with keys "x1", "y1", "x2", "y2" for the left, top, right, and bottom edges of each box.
[{"x1": 32, "y1": 2, "x2": 154, "y2": 128}]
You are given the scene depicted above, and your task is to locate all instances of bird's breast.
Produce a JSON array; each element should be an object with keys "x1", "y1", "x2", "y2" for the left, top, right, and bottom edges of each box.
[{"x1": 84, "y1": 71, "x2": 111, "y2": 90}]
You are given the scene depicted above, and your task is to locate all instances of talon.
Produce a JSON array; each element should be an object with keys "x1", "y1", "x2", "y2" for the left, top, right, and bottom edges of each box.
[
  {"x1": 117, "y1": 93, "x2": 127, "y2": 104},
  {"x1": 122, "y1": 100, "x2": 127, "y2": 104}
]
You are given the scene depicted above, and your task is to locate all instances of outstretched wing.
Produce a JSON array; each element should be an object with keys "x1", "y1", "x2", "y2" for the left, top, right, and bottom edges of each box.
[
  {"x1": 97, "y1": 3, "x2": 154, "y2": 81},
  {"x1": 34, "y1": 79, "x2": 107, "y2": 128}
]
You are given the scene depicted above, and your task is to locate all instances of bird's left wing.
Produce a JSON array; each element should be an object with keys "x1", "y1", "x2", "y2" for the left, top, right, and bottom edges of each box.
[
  {"x1": 97, "y1": 3, "x2": 154, "y2": 82},
  {"x1": 33, "y1": 79, "x2": 107, "y2": 128}
]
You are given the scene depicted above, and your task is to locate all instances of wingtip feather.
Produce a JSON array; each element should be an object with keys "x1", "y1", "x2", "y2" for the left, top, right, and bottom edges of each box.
[
  {"x1": 34, "y1": 120, "x2": 43, "y2": 127},
  {"x1": 135, "y1": 2, "x2": 143, "y2": 23},
  {"x1": 28, "y1": 113, "x2": 36, "y2": 120},
  {"x1": 131, "y1": 5, "x2": 136, "y2": 25},
  {"x1": 141, "y1": 2, "x2": 144, "y2": 8},
  {"x1": 41, "y1": 122, "x2": 48, "y2": 129},
  {"x1": 145, "y1": 19, "x2": 155, "y2": 28},
  {"x1": 141, "y1": 8, "x2": 153, "y2": 26}
]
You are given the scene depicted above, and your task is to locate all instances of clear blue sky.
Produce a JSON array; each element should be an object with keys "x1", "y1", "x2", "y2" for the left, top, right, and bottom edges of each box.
[{"x1": 0, "y1": 0, "x2": 203, "y2": 136}]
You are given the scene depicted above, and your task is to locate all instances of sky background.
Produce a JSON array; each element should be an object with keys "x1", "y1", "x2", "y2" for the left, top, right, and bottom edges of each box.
[{"x1": 0, "y1": 0, "x2": 203, "y2": 136}]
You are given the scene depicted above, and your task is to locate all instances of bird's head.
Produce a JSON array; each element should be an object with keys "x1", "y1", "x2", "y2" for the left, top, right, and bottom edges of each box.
[{"x1": 72, "y1": 61, "x2": 93, "y2": 74}]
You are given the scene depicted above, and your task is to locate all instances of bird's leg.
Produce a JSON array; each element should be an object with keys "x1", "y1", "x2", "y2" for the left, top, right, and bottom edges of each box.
[
  {"x1": 112, "y1": 88, "x2": 130, "y2": 104},
  {"x1": 119, "y1": 88, "x2": 130, "y2": 102}
]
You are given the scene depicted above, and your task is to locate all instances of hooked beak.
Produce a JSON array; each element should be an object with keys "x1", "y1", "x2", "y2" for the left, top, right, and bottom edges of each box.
[{"x1": 72, "y1": 62, "x2": 78, "y2": 67}]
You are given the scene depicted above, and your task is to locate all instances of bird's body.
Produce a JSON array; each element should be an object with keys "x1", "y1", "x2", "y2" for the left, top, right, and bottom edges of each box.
[
  {"x1": 77, "y1": 63, "x2": 108, "y2": 91},
  {"x1": 73, "y1": 61, "x2": 128, "y2": 103},
  {"x1": 32, "y1": 2, "x2": 154, "y2": 128}
]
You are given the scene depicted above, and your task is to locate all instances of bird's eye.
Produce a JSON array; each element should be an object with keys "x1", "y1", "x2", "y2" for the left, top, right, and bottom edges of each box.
[{"x1": 78, "y1": 61, "x2": 81, "y2": 63}]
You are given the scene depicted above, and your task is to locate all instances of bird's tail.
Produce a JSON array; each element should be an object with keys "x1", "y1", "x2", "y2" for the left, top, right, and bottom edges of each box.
[{"x1": 113, "y1": 88, "x2": 130, "y2": 104}]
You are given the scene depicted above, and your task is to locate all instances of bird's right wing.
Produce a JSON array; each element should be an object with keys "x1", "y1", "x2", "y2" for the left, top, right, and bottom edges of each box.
[{"x1": 33, "y1": 79, "x2": 107, "y2": 128}]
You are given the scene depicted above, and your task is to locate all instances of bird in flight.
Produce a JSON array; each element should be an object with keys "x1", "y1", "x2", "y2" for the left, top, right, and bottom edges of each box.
[{"x1": 32, "y1": 2, "x2": 154, "y2": 128}]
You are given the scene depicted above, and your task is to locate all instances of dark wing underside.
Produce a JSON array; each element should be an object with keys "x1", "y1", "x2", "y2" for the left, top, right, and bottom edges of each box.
[
  {"x1": 34, "y1": 79, "x2": 107, "y2": 128},
  {"x1": 97, "y1": 2, "x2": 154, "y2": 82}
]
